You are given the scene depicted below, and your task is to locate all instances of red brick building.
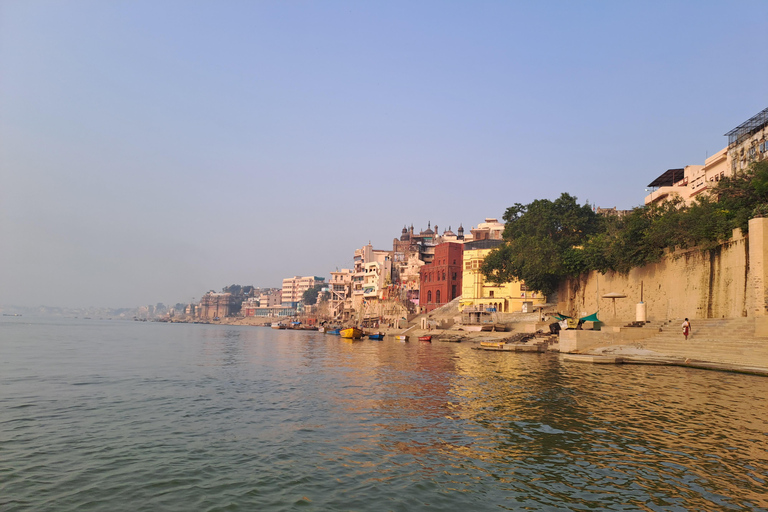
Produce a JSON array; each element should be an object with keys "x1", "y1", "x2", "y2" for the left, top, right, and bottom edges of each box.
[{"x1": 419, "y1": 242, "x2": 463, "y2": 313}]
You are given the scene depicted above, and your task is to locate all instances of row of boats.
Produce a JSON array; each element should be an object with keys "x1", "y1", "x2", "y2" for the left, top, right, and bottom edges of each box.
[
  {"x1": 269, "y1": 322, "x2": 432, "y2": 342},
  {"x1": 327, "y1": 327, "x2": 432, "y2": 343}
]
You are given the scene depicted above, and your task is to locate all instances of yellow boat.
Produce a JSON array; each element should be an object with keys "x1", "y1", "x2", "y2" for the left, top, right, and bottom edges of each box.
[
  {"x1": 395, "y1": 335, "x2": 408, "y2": 342},
  {"x1": 340, "y1": 327, "x2": 364, "y2": 339}
]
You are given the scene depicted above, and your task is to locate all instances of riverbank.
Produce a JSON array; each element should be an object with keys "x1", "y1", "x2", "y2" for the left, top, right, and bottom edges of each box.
[{"x1": 164, "y1": 314, "x2": 768, "y2": 376}]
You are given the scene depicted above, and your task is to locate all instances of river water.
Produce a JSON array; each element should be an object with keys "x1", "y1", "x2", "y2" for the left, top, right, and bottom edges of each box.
[{"x1": 1, "y1": 318, "x2": 767, "y2": 511}]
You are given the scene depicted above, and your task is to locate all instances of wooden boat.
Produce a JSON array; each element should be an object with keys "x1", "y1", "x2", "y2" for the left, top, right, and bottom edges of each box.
[
  {"x1": 271, "y1": 322, "x2": 286, "y2": 329},
  {"x1": 327, "y1": 329, "x2": 341, "y2": 336},
  {"x1": 395, "y1": 335, "x2": 409, "y2": 342},
  {"x1": 367, "y1": 333, "x2": 384, "y2": 340},
  {"x1": 340, "y1": 327, "x2": 364, "y2": 339},
  {"x1": 418, "y1": 335, "x2": 432, "y2": 342},
  {"x1": 317, "y1": 326, "x2": 325, "y2": 333}
]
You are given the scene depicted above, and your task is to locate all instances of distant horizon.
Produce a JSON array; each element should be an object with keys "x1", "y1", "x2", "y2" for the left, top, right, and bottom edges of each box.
[{"x1": 3, "y1": 1, "x2": 767, "y2": 308}]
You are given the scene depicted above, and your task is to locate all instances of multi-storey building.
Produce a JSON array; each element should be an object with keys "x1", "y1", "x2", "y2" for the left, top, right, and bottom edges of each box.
[
  {"x1": 465, "y1": 218, "x2": 504, "y2": 242},
  {"x1": 328, "y1": 269, "x2": 353, "y2": 320},
  {"x1": 197, "y1": 292, "x2": 236, "y2": 319},
  {"x1": 281, "y1": 276, "x2": 325, "y2": 308},
  {"x1": 392, "y1": 223, "x2": 466, "y2": 310},
  {"x1": 459, "y1": 234, "x2": 545, "y2": 314},
  {"x1": 352, "y1": 244, "x2": 392, "y2": 298},
  {"x1": 419, "y1": 242, "x2": 464, "y2": 313},
  {"x1": 645, "y1": 107, "x2": 767, "y2": 206},
  {"x1": 258, "y1": 289, "x2": 282, "y2": 308},
  {"x1": 727, "y1": 107, "x2": 768, "y2": 173}
]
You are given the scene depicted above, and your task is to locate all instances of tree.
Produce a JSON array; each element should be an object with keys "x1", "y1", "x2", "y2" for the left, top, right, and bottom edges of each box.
[
  {"x1": 302, "y1": 284, "x2": 325, "y2": 305},
  {"x1": 481, "y1": 193, "x2": 602, "y2": 295}
]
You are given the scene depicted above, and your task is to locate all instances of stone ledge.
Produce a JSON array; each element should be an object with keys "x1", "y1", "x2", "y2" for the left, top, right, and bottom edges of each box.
[{"x1": 560, "y1": 353, "x2": 768, "y2": 376}]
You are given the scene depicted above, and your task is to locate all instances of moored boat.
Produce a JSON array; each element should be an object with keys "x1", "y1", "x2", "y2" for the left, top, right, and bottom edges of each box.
[
  {"x1": 418, "y1": 335, "x2": 432, "y2": 342},
  {"x1": 367, "y1": 333, "x2": 384, "y2": 340},
  {"x1": 327, "y1": 328, "x2": 341, "y2": 336},
  {"x1": 395, "y1": 335, "x2": 408, "y2": 342},
  {"x1": 340, "y1": 327, "x2": 364, "y2": 339}
]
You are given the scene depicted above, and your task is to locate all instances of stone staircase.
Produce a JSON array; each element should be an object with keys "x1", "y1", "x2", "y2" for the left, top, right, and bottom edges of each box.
[{"x1": 630, "y1": 318, "x2": 768, "y2": 367}]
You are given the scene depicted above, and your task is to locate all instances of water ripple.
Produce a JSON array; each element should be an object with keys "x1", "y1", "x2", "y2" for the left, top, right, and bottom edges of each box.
[{"x1": 1, "y1": 320, "x2": 767, "y2": 511}]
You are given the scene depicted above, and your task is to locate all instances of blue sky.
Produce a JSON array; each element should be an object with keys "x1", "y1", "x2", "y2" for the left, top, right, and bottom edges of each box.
[{"x1": 1, "y1": 0, "x2": 766, "y2": 308}]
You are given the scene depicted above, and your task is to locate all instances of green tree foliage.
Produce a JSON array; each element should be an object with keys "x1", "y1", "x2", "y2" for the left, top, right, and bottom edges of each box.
[
  {"x1": 481, "y1": 193, "x2": 602, "y2": 295},
  {"x1": 482, "y1": 161, "x2": 768, "y2": 295},
  {"x1": 302, "y1": 284, "x2": 325, "y2": 305}
]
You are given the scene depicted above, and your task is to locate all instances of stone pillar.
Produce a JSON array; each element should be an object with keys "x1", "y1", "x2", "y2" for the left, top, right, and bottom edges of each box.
[{"x1": 748, "y1": 217, "x2": 768, "y2": 317}]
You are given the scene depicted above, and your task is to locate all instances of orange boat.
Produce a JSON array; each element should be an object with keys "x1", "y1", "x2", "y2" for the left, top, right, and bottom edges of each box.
[{"x1": 418, "y1": 335, "x2": 432, "y2": 342}]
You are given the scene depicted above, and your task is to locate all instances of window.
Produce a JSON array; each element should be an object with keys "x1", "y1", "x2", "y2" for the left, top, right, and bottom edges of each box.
[
  {"x1": 436, "y1": 290, "x2": 441, "y2": 304},
  {"x1": 427, "y1": 291, "x2": 432, "y2": 303},
  {"x1": 489, "y1": 291, "x2": 494, "y2": 298},
  {"x1": 520, "y1": 283, "x2": 529, "y2": 291},
  {"x1": 465, "y1": 262, "x2": 471, "y2": 270},
  {"x1": 452, "y1": 273, "x2": 457, "y2": 280}
]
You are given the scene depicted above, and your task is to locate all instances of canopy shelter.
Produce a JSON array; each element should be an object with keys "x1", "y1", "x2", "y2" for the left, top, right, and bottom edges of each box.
[
  {"x1": 647, "y1": 168, "x2": 685, "y2": 188},
  {"x1": 579, "y1": 312, "x2": 600, "y2": 322}
]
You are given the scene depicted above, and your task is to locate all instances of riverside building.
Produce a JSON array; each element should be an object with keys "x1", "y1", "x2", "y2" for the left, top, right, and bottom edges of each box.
[
  {"x1": 281, "y1": 276, "x2": 325, "y2": 308},
  {"x1": 419, "y1": 242, "x2": 464, "y2": 313},
  {"x1": 645, "y1": 107, "x2": 767, "y2": 206}
]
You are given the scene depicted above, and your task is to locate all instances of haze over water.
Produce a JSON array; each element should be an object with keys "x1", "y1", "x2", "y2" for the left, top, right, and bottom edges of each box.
[{"x1": 2, "y1": 318, "x2": 767, "y2": 511}]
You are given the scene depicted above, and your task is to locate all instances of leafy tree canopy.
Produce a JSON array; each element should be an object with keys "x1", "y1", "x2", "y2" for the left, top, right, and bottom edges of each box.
[
  {"x1": 482, "y1": 193, "x2": 601, "y2": 295},
  {"x1": 302, "y1": 284, "x2": 325, "y2": 305},
  {"x1": 481, "y1": 161, "x2": 768, "y2": 296}
]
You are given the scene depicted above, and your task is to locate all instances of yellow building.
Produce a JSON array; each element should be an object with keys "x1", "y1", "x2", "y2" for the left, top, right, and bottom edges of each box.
[{"x1": 459, "y1": 240, "x2": 546, "y2": 313}]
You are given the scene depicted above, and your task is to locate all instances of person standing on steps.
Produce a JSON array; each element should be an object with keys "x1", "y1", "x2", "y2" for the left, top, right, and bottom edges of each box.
[{"x1": 682, "y1": 318, "x2": 691, "y2": 340}]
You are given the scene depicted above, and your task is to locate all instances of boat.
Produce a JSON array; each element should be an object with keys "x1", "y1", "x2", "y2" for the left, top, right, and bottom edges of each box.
[
  {"x1": 318, "y1": 326, "x2": 325, "y2": 333},
  {"x1": 418, "y1": 335, "x2": 432, "y2": 342},
  {"x1": 271, "y1": 322, "x2": 286, "y2": 329},
  {"x1": 395, "y1": 335, "x2": 409, "y2": 342},
  {"x1": 327, "y1": 328, "x2": 341, "y2": 336},
  {"x1": 367, "y1": 333, "x2": 384, "y2": 340},
  {"x1": 340, "y1": 327, "x2": 364, "y2": 339}
]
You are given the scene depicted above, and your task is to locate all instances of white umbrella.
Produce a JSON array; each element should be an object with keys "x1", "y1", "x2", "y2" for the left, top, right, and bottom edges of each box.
[{"x1": 602, "y1": 292, "x2": 627, "y2": 316}]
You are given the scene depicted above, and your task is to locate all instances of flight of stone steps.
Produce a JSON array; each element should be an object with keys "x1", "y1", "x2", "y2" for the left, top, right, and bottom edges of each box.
[{"x1": 629, "y1": 318, "x2": 768, "y2": 367}]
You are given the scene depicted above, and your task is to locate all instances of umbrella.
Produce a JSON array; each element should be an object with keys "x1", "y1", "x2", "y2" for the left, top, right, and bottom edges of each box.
[{"x1": 602, "y1": 292, "x2": 626, "y2": 316}]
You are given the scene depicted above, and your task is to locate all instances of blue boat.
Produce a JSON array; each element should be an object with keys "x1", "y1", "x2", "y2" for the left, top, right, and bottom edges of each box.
[
  {"x1": 368, "y1": 333, "x2": 384, "y2": 340},
  {"x1": 327, "y1": 329, "x2": 341, "y2": 336}
]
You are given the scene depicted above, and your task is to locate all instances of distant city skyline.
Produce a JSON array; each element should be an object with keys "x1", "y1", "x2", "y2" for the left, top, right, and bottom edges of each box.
[{"x1": 2, "y1": 1, "x2": 767, "y2": 308}]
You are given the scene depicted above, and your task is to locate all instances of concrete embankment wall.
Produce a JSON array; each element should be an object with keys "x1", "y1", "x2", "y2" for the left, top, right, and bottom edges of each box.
[{"x1": 556, "y1": 218, "x2": 768, "y2": 322}]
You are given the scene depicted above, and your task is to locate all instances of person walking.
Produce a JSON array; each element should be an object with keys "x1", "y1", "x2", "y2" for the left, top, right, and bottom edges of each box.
[{"x1": 682, "y1": 318, "x2": 691, "y2": 340}]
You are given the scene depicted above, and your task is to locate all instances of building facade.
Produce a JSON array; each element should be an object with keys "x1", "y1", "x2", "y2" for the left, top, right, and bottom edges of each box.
[
  {"x1": 645, "y1": 107, "x2": 767, "y2": 206},
  {"x1": 459, "y1": 239, "x2": 545, "y2": 313},
  {"x1": 281, "y1": 276, "x2": 325, "y2": 308},
  {"x1": 328, "y1": 268, "x2": 354, "y2": 320},
  {"x1": 197, "y1": 292, "x2": 236, "y2": 319},
  {"x1": 419, "y1": 242, "x2": 464, "y2": 313}
]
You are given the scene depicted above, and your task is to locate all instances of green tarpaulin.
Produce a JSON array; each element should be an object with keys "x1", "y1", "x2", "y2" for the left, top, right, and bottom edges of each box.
[{"x1": 579, "y1": 312, "x2": 600, "y2": 322}]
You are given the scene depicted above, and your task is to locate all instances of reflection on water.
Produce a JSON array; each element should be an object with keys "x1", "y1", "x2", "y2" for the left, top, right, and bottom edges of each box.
[{"x1": 2, "y1": 318, "x2": 767, "y2": 511}]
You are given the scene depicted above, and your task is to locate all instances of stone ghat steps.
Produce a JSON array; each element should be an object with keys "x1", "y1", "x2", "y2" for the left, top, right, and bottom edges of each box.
[{"x1": 634, "y1": 319, "x2": 768, "y2": 366}]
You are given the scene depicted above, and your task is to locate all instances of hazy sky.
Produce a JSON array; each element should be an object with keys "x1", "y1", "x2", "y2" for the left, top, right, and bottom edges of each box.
[{"x1": 1, "y1": 1, "x2": 767, "y2": 308}]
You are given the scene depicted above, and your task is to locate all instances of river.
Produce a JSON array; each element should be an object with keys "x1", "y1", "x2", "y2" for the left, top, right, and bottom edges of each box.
[{"x1": 1, "y1": 318, "x2": 767, "y2": 511}]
